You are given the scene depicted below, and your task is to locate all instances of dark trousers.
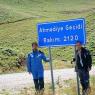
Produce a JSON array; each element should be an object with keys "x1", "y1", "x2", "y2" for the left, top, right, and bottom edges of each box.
[
  {"x1": 34, "y1": 78, "x2": 44, "y2": 91},
  {"x1": 78, "y1": 69, "x2": 90, "y2": 91}
]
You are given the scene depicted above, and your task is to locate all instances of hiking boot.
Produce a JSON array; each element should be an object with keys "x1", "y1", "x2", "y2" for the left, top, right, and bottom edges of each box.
[
  {"x1": 87, "y1": 87, "x2": 91, "y2": 94},
  {"x1": 39, "y1": 89, "x2": 44, "y2": 95},
  {"x1": 82, "y1": 89, "x2": 89, "y2": 95},
  {"x1": 35, "y1": 90, "x2": 39, "y2": 95},
  {"x1": 82, "y1": 90, "x2": 87, "y2": 95}
]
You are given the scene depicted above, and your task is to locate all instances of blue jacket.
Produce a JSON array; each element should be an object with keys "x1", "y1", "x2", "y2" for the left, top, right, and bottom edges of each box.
[{"x1": 27, "y1": 50, "x2": 49, "y2": 79}]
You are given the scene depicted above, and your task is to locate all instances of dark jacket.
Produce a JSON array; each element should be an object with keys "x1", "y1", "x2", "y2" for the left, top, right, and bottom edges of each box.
[{"x1": 75, "y1": 47, "x2": 92, "y2": 71}]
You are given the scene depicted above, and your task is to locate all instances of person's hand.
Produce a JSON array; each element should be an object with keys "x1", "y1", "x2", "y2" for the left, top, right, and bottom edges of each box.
[
  {"x1": 71, "y1": 61, "x2": 73, "y2": 64},
  {"x1": 73, "y1": 58, "x2": 76, "y2": 62},
  {"x1": 29, "y1": 72, "x2": 31, "y2": 74},
  {"x1": 71, "y1": 58, "x2": 75, "y2": 64},
  {"x1": 88, "y1": 67, "x2": 91, "y2": 71}
]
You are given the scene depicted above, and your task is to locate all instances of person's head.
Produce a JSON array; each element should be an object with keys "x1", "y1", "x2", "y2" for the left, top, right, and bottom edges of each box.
[
  {"x1": 32, "y1": 42, "x2": 38, "y2": 51},
  {"x1": 76, "y1": 41, "x2": 82, "y2": 50}
]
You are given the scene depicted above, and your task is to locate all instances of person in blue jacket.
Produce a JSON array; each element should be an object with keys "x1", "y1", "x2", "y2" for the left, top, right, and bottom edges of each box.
[{"x1": 27, "y1": 42, "x2": 49, "y2": 94}]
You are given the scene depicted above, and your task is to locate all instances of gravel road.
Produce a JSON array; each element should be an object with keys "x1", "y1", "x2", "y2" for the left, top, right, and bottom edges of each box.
[{"x1": 0, "y1": 67, "x2": 95, "y2": 90}]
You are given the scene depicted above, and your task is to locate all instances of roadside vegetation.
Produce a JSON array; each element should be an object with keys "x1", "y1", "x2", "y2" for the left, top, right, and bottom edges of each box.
[
  {"x1": 0, "y1": 76, "x2": 95, "y2": 95},
  {"x1": 0, "y1": 0, "x2": 95, "y2": 73}
]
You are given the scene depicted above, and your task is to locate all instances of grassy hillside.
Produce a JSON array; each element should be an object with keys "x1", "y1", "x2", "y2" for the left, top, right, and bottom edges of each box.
[{"x1": 0, "y1": 0, "x2": 95, "y2": 73}]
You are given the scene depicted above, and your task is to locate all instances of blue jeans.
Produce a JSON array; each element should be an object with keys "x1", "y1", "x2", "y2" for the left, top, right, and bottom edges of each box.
[{"x1": 78, "y1": 69, "x2": 90, "y2": 90}]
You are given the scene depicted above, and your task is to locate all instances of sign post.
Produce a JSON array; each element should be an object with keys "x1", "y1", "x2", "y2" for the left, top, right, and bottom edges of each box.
[
  {"x1": 74, "y1": 46, "x2": 80, "y2": 95},
  {"x1": 37, "y1": 18, "x2": 86, "y2": 95},
  {"x1": 48, "y1": 47, "x2": 55, "y2": 95}
]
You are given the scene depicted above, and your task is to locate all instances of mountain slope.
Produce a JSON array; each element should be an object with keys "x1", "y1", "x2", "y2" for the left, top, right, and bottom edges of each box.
[{"x1": 0, "y1": 0, "x2": 95, "y2": 73}]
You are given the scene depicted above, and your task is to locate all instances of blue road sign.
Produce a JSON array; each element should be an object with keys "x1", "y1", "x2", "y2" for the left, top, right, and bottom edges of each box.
[{"x1": 37, "y1": 18, "x2": 86, "y2": 47}]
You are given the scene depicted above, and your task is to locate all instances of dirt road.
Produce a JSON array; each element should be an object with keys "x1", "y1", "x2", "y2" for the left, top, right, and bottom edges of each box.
[{"x1": 0, "y1": 67, "x2": 95, "y2": 90}]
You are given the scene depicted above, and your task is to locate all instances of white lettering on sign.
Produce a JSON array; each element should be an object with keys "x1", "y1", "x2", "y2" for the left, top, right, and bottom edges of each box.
[
  {"x1": 39, "y1": 24, "x2": 83, "y2": 33},
  {"x1": 39, "y1": 26, "x2": 64, "y2": 33},
  {"x1": 43, "y1": 35, "x2": 79, "y2": 43},
  {"x1": 38, "y1": 19, "x2": 85, "y2": 47},
  {"x1": 63, "y1": 35, "x2": 79, "y2": 42},
  {"x1": 43, "y1": 37, "x2": 60, "y2": 43},
  {"x1": 66, "y1": 24, "x2": 83, "y2": 31}
]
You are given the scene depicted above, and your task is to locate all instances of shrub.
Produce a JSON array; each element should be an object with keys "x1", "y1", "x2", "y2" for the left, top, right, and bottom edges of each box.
[{"x1": 2, "y1": 48, "x2": 17, "y2": 56}]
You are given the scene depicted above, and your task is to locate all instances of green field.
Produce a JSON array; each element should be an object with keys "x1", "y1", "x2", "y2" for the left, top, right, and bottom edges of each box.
[{"x1": 0, "y1": 0, "x2": 95, "y2": 73}]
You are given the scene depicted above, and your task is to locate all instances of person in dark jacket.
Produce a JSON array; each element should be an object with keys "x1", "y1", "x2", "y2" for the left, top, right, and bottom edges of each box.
[
  {"x1": 27, "y1": 42, "x2": 50, "y2": 95},
  {"x1": 73, "y1": 41, "x2": 92, "y2": 95}
]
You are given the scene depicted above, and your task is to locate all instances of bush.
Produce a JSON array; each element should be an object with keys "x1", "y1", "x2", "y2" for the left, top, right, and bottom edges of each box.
[{"x1": 2, "y1": 48, "x2": 17, "y2": 56}]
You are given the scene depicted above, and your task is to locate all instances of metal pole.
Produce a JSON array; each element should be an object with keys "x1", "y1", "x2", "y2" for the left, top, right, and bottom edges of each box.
[
  {"x1": 74, "y1": 46, "x2": 80, "y2": 95},
  {"x1": 48, "y1": 47, "x2": 55, "y2": 95}
]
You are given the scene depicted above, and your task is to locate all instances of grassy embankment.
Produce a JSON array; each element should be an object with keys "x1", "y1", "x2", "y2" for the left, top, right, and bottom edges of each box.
[{"x1": 0, "y1": 0, "x2": 95, "y2": 73}]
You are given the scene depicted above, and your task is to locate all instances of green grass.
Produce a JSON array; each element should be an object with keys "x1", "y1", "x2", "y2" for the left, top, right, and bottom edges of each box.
[{"x1": 0, "y1": 0, "x2": 95, "y2": 73}]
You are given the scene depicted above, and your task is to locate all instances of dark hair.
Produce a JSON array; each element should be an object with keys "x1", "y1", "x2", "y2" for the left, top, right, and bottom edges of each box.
[
  {"x1": 76, "y1": 41, "x2": 82, "y2": 44},
  {"x1": 32, "y1": 42, "x2": 38, "y2": 47}
]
